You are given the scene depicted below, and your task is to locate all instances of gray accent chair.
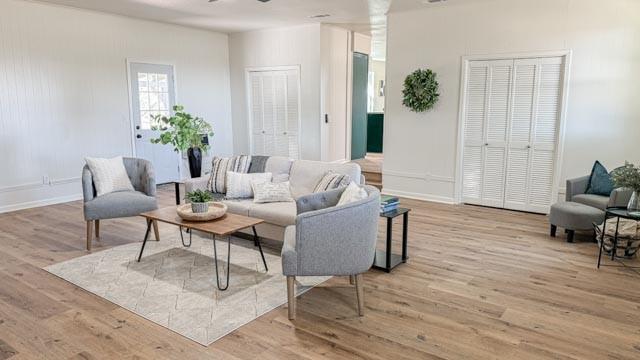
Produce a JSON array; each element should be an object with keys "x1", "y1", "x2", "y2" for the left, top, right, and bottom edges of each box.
[
  {"x1": 282, "y1": 185, "x2": 380, "y2": 320},
  {"x1": 566, "y1": 175, "x2": 632, "y2": 210},
  {"x1": 82, "y1": 157, "x2": 159, "y2": 251},
  {"x1": 550, "y1": 175, "x2": 634, "y2": 242}
]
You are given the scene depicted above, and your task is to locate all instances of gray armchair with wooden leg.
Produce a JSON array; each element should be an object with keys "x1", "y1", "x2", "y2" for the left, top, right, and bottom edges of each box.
[
  {"x1": 282, "y1": 185, "x2": 380, "y2": 320},
  {"x1": 82, "y1": 157, "x2": 159, "y2": 251}
]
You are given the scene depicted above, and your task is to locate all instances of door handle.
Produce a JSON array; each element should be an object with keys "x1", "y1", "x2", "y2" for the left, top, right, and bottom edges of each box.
[
  {"x1": 136, "y1": 134, "x2": 142, "y2": 139},
  {"x1": 325, "y1": 114, "x2": 329, "y2": 124},
  {"x1": 136, "y1": 125, "x2": 140, "y2": 130},
  {"x1": 526, "y1": 145, "x2": 531, "y2": 149},
  {"x1": 484, "y1": 143, "x2": 489, "y2": 146}
]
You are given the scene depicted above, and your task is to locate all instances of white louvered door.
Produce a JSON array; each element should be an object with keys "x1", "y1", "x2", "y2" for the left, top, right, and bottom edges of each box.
[
  {"x1": 462, "y1": 56, "x2": 564, "y2": 214},
  {"x1": 248, "y1": 68, "x2": 300, "y2": 159}
]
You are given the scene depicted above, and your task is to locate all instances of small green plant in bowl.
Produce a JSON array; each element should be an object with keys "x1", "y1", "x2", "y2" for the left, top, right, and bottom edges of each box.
[{"x1": 186, "y1": 189, "x2": 213, "y2": 213}]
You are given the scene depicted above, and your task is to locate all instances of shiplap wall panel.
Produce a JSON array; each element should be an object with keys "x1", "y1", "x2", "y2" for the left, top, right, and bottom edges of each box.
[{"x1": 0, "y1": 0, "x2": 232, "y2": 212}]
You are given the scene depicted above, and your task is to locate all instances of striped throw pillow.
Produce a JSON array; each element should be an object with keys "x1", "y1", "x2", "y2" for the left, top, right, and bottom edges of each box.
[
  {"x1": 313, "y1": 171, "x2": 351, "y2": 193},
  {"x1": 207, "y1": 155, "x2": 252, "y2": 194}
]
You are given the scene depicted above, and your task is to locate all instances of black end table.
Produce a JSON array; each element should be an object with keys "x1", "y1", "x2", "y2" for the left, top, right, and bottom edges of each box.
[
  {"x1": 373, "y1": 208, "x2": 410, "y2": 272},
  {"x1": 597, "y1": 207, "x2": 640, "y2": 269}
]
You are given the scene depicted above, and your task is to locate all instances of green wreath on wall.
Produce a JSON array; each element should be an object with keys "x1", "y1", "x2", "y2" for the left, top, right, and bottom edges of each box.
[{"x1": 402, "y1": 69, "x2": 440, "y2": 112}]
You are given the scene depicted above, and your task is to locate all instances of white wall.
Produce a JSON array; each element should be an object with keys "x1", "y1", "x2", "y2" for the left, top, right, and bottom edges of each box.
[
  {"x1": 369, "y1": 60, "x2": 385, "y2": 113},
  {"x1": 229, "y1": 24, "x2": 322, "y2": 160},
  {"x1": 320, "y1": 25, "x2": 351, "y2": 163},
  {"x1": 383, "y1": 0, "x2": 640, "y2": 204},
  {"x1": 0, "y1": 0, "x2": 233, "y2": 212}
]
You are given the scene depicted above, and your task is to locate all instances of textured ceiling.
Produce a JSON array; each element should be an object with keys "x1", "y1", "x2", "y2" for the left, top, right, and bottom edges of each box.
[{"x1": 36, "y1": 0, "x2": 441, "y2": 61}]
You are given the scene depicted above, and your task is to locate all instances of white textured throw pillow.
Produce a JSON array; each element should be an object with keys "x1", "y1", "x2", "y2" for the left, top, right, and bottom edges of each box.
[
  {"x1": 225, "y1": 172, "x2": 272, "y2": 199},
  {"x1": 337, "y1": 182, "x2": 368, "y2": 206},
  {"x1": 85, "y1": 156, "x2": 134, "y2": 197},
  {"x1": 252, "y1": 181, "x2": 294, "y2": 203}
]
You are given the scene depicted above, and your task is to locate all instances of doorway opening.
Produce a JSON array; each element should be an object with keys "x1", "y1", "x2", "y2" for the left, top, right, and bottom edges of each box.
[{"x1": 350, "y1": 52, "x2": 385, "y2": 189}]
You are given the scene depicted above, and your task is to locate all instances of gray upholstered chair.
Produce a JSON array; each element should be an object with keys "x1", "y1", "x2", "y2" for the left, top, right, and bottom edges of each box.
[
  {"x1": 282, "y1": 185, "x2": 380, "y2": 320},
  {"x1": 82, "y1": 157, "x2": 159, "y2": 251},
  {"x1": 566, "y1": 175, "x2": 632, "y2": 210}
]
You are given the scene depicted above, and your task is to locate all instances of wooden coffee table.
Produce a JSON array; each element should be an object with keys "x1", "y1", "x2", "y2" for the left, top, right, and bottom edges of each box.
[{"x1": 137, "y1": 206, "x2": 266, "y2": 290}]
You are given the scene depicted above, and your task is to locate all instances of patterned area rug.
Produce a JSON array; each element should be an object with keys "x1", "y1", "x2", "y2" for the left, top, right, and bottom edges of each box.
[{"x1": 45, "y1": 231, "x2": 328, "y2": 346}]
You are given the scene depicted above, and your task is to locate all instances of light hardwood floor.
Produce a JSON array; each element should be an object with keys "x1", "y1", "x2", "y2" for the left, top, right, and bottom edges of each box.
[{"x1": 0, "y1": 185, "x2": 639, "y2": 359}]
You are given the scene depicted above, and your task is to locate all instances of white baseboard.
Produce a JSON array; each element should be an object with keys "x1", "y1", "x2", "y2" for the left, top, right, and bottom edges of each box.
[
  {"x1": 381, "y1": 188, "x2": 456, "y2": 205},
  {"x1": 0, "y1": 193, "x2": 83, "y2": 214}
]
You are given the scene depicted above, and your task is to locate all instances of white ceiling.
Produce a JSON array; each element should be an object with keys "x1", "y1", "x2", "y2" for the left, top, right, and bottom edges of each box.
[{"x1": 35, "y1": 0, "x2": 436, "y2": 61}]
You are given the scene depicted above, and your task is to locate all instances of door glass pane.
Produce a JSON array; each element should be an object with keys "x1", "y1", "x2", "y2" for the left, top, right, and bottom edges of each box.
[
  {"x1": 139, "y1": 92, "x2": 149, "y2": 110},
  {"x1": 158, "y1": 74, "x2": 168, "y2": 92},
  {"x1": 159, "y1": 93, "x2": 169, "y2": 110},
  {"x1": 138, "y1": 73, "x2": 148, "y2": 92},
  {"x1": 137, "y1": 71, "x2": 170, "y2": 130}
]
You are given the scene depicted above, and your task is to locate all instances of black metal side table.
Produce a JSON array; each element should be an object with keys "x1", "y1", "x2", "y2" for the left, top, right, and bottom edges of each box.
[
  {"x1": 373, "y1": 208, "x2": 410, "y2": 272},
  {"x1": 597, "y1": 207, "x2": 640, "y2": 269}
]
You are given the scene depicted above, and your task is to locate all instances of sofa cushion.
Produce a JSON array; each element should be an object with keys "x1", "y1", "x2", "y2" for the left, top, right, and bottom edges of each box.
[
  {"x1": 249, "y1": 201, "x2": 297, "y2": 227},
  {"x1": 222, "y1": 199, "x2": 253, "y2": 216},
  {"x1": 289, "y1": 160, "x2": 361, "y2": 198},
  {"x1": 84, "y1": 191, "x2": 156, "y2": 221},
  {"x1": 573, "y1": 194, "x2": 609, "y2": 210},
  {"x1": 265, "y1": 157, "x2": 294, "y2": 183}
]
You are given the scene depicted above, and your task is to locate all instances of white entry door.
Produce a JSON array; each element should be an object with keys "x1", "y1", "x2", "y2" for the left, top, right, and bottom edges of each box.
[{"x1": 129, "y1": 62, "x2": 179, "y2": 184}]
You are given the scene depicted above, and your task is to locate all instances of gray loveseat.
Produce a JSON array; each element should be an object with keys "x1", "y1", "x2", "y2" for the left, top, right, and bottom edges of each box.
[{"x1": 183, "y1": 157, "x2": 363, "y2": 242}]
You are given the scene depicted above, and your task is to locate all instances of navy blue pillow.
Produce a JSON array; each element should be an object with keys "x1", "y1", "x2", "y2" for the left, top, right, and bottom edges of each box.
[{"x1": 586, "y1": 161, "x2": 614, "y2": 196}]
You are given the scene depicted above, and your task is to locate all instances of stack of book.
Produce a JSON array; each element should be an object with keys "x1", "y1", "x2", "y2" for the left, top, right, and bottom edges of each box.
[{"x1": 380, "y1": 195, "x2": 399, "y2": 213}]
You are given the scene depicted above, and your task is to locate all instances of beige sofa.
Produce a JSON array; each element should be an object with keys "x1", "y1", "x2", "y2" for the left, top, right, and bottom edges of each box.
[{"x1": 184, "y1": 157, "x2": 363, "y2": 241}]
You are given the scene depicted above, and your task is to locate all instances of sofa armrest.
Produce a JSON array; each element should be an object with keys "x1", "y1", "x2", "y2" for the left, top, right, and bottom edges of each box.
[
  {"x1": 566, "y1": 175, "x2": 590, "y2": 202},
  {"x1": 608, "y1": 188, "x2": 633, "y2": 208},
  {"x1": 184, "y1": 177, "x2": 209, "y2": 194}
]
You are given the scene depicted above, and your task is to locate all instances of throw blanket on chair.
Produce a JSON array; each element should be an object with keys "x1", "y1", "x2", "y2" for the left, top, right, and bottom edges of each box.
[{"x1": 248, "y1": 156, "x2": 270, "y2": 173}]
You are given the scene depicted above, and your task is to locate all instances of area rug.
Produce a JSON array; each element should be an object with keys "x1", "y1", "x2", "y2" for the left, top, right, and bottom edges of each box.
[{"x1": 44, "y1": 231, "x2": 329, "y2": 346}]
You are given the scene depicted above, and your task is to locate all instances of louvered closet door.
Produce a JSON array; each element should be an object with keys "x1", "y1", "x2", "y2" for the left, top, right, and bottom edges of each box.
[
  {"x1": 462, "y1": 62, "x2": 489, "y2": 205},
  {"x1": 248, "y1": 69, "x2": 300, "y2": 159},
  {"x1": 462, "y1": 60, "x2": 513, "y2": 207},
  {"x1": 504, "y1": 59, "x2": 537, "y2": 211},
  {"x1": 527, "y1": 57, "x2": 563, "y2": 213},
  {"x1": 481, "y1": 60, "x2": 513, "y2": 208},
  {"x1": 463, "y1": 56, "x2": 564, "y2": 214}
]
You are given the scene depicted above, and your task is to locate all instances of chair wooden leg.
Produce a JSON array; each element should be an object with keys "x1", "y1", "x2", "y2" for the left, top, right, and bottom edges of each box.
[
  {"x1": 287, "y1": 276, "x2": 296, "y2": 320},
  {"x1": 349, "y1": 275, "x2": 355, "y2": 285},
  {"x1": 355, "y1": 274, "x2": 364, "y2": 316},
  {"x1": 94, "y1": 220, "x2": 100, "y2": 239},
  {"x1": 152, "y1": 220, "x2": 160, "y2": 241},
  {"x1": 86, "y1": 221, "x2": 93, "y2": 251}
]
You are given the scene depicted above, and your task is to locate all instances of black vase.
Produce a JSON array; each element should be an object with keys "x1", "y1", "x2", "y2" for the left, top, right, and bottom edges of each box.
[{"x1": 187, "y1": 147, "x2": 202, "y2": 178}]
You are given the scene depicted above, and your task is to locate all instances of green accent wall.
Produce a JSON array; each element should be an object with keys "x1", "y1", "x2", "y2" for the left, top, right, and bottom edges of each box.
[
  {"x1": 367, "y1": 113, "x2": 384, "y2": 153},
  {"x1": 351, "y1": 52, "x2": 369, "y2": 160}
]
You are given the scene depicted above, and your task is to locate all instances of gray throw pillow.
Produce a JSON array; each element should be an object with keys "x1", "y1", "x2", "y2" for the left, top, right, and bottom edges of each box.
[{"x1": 296, "y1": 187, "x2": 346, "y2": 214}]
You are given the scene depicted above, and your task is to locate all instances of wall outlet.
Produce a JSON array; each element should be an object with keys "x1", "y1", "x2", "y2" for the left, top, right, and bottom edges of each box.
[{"x1": 42, "y1": 175, "x2": 50, "y2": 185}]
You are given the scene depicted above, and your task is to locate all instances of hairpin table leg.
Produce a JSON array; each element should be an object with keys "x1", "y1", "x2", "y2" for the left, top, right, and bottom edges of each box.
[
  {"x1": 179, "y1": 226, "x2": 192, "y2": 247},
  {"x1": 212, "y1": 234, "x2": 231, "y2": 291}
]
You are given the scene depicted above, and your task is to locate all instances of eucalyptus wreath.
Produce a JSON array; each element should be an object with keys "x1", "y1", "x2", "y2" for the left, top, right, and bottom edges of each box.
[{"x1": 402, "y1": 68, "x2": 440, "y2": 112}]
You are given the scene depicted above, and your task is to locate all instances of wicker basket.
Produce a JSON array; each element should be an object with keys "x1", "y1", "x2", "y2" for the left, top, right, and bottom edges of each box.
[{"x1": 177, "y1": 202, "x2": 227, "y2": 222}]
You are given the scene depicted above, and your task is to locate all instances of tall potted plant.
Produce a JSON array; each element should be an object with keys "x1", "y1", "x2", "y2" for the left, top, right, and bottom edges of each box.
[
  {"x1": 612, "y1": 162, "x2": 640, "y2": 216},
  {"x1": 150, "y1": 105, "x2": 213, "y2": 178}
]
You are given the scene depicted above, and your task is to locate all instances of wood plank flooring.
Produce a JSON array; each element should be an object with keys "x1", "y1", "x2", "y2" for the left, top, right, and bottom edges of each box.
[{"x1": 0, "y1": 185, "x2": 638, "y2": 359}]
